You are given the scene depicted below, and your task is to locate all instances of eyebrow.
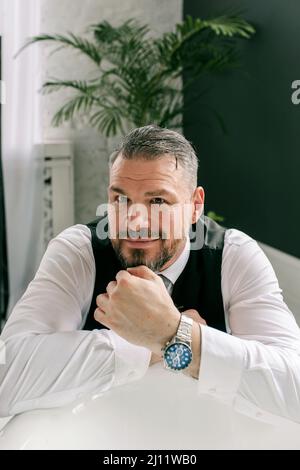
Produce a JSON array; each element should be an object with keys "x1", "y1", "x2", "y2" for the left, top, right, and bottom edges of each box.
[
  {"x1": 109, "y1": 186, "x2": 175, "y2": 198},
  {"x1": 109, "y1": 186, "x2": 127, "y2": 195},
  {"x1": 144, "y1": 189, "x2": 175, "y2": 197}
]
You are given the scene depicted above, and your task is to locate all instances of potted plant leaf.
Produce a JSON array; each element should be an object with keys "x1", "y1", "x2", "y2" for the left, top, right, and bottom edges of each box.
[{"x1": 21, "y1": 15, "x2": 255, "y2": 136}]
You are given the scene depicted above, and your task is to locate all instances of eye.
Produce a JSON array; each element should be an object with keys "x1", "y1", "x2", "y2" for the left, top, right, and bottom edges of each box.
[
  {"x1": 115, "y1": 195, "x2": 128, "y2": 204},
  {"x1": 150, "y1": 198, "x2": 167, "y2": 205}
]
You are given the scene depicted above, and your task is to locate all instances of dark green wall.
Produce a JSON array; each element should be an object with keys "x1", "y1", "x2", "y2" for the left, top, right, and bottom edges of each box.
[{"x1": 184, "y1": 0, "x2": 300, "y2": 258}]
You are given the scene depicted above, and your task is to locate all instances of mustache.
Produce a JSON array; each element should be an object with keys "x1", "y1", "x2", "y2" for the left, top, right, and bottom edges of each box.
[{"x1": 118, "y1": 228, "x2": 167, "y2": 239}]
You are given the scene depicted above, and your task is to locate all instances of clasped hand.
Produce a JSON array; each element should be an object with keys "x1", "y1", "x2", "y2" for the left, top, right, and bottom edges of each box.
[
  {"x1": 94, "y1": 266, "x2": 180, "y2": 355},
  {"x1": 95, "y1": 266, "x2": 207, "y2": 361}
]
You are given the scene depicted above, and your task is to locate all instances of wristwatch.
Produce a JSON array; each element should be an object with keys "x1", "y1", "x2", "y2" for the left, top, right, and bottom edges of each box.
[{"x1": 162, "y1": 314, "x2": 193, "y2": 371}]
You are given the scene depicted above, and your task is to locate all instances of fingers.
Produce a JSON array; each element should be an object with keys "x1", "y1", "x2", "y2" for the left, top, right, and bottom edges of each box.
[
  {"x1": 126, "y1": 265, "x2": 157, "y2": 280},
  {"x1": 94, "y1": 307, "x2": 107, "y2": 324},
  {"x1": 115, "y1": 267, "x2": 157, "y2": 287},
  {"x1": 115, "y1": 270, "x2": 132, "y2": 284},
  {"x1": 96, "y1": 293, "x2": 109, "y2": 311},
  {"x1": 95, "y1": 293, "x2": 110, "y2": 326},
  {"x1": 183, "y1": 309, "x2": 207, "y2": 325},
  {"x1": 106, "y1": 280, "x2": 117, "y2": 296}
]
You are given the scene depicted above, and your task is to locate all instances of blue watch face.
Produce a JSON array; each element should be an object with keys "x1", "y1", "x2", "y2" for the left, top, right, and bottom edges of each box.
[{"x1": 164, "y1": 342, "x2": 192, "y2": 371}]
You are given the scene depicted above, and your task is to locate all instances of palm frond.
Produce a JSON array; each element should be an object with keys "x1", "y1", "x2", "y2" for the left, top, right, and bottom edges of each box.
[
  {"x1": 202, "y1": 16, "x2": 255, "y2": 38},
  {"x1": 90, "y1": 19, "x2": 149, "y2": 45},
  {"x1": 159, "y1": 102, "x2": 183, "y2": 128},
  {"x1": 89, "y1": 107, "x2": 125, "y2": 136},
  {"x1": 18, "y1": 33, "x2": 102, "y2": 65},
  {"x1": 155, "y1": 14, "x2": 255, "y2": 70},
  {"x1": 42, "y1": 79, "x2": 100, "y2": 96},
  {"x1": 21, "y1": 14, "x2": 255, "y2": 137},
  {"x1": 52, "y1": 94, "x2": 95, "y2": 126}
]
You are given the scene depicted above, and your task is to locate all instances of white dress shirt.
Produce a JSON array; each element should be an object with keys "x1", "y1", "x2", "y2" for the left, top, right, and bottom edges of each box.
[
  {"x1": 155, "y1": 237, "x2": 190, "y2": 293},
  {"x1": 0, "y1": 224, "x2": 300, "y2": 424}
]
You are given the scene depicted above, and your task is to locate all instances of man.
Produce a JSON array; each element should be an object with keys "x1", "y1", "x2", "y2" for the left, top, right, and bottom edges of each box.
[{"x1": 0, "y1": 125, "x2": 300, "y2": 423}]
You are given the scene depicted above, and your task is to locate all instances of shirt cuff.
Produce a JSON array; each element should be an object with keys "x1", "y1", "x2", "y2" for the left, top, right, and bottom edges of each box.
[
  {"x1": 105, "y1": 330, "x2": 152, "y2": 388},
  {"x1": 198, "y1": 325, "x2": 246, "y2": 405}
]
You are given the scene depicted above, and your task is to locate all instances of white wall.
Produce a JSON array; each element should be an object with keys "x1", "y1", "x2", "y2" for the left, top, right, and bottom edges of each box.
[{"x1": 40, "y1": 0, "x2": 183, "y2": 223}]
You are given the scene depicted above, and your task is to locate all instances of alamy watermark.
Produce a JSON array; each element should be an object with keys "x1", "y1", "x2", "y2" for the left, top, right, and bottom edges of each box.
[
  {"x1": 95, "y1": 202, "x2": 205, "y2": 250},
  {"x1": 291, "y1": 80, "x2": 300, "y2": 104}
]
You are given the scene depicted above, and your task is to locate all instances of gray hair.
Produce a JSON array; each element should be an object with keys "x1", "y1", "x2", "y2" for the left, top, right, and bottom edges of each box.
[{"x1": 109, "y1": 125, "x2": 198, "y2": 190}]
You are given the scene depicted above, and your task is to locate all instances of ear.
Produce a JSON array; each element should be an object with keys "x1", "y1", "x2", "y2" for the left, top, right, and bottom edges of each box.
[{"x1": 191, "y1": 187, "x2": 205, "y2": 224}]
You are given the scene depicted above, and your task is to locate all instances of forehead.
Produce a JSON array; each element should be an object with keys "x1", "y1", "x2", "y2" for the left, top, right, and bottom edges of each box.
[{"x1": 109, "y1": 155, "x2": 184, "y2": 187}]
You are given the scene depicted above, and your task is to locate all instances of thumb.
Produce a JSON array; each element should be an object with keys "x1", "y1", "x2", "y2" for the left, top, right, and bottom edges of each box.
[
  {"x1": 127, "y1": 265, "x2": 156, "y2": 280},
  {"x1": 183, "y1": 309, "x2": 207, "y2": 325}
]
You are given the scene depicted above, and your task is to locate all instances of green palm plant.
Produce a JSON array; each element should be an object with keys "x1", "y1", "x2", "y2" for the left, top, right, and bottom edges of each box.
[{"x1": 21, "y1": 15, "x2": 255, "y2": 136}]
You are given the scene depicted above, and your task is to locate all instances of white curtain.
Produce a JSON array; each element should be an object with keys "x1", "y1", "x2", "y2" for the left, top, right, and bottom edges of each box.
[{"x1": 0, "y1": 0, "x2": 44, "y2": 315}]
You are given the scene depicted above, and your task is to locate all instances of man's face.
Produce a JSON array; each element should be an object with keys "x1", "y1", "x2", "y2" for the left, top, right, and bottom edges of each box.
[{"x1": 108, "y1": 154, "x2": 204, "y2": 271}]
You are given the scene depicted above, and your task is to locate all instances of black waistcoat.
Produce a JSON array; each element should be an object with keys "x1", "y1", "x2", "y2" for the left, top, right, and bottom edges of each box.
[{"x1": 83, "y1": 215, "x2": 227, "y2": 332}]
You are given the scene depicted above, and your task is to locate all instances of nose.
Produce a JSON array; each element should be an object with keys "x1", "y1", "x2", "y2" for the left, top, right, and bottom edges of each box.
[{"x1": 127, "y1": 204, "x2": 150, "y2": 237}]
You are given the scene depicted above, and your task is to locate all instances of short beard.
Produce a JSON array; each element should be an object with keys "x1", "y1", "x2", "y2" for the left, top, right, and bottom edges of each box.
[{"x1": 111, "y1": 239, "x2": 181, "y2": 272}]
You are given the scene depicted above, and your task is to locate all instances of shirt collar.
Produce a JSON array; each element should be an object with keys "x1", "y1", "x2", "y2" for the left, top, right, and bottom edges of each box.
[{"x1": 156, "y1": 237, "x2": 190, "y2": 285}]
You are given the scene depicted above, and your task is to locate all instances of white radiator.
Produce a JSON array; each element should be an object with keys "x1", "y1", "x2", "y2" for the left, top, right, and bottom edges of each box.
[{"x1": 42, "y1": 142, "x2": 74, "y2": 248}]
